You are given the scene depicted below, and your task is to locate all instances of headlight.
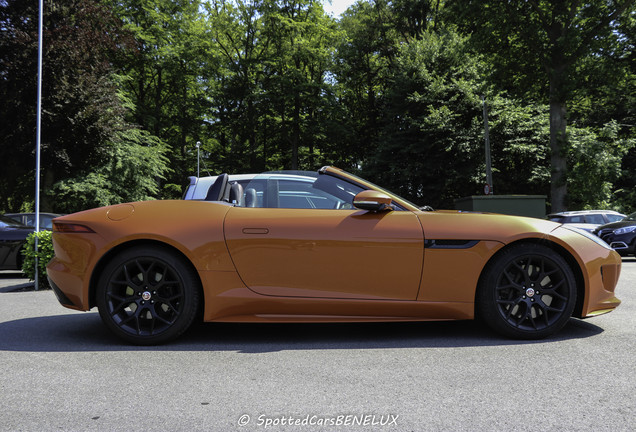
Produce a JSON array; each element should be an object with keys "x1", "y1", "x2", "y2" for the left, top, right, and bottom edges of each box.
[
  {"x1": 614, "y1": 226, "x2": 636, "y2": 235},
  {"x1": 562, "y1": 225, "x2": 612, "y2": 250}
]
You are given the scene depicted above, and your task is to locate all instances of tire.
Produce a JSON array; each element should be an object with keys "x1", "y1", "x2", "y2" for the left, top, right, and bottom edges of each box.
[
  {"x1": 477, "y1": 243, "x2": 576, "y2": 339},
  {"x1": 96, "y1": 246, "x2": 200, "y2": 345}
]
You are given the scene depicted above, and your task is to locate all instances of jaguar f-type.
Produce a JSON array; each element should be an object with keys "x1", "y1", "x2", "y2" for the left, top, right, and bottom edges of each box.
[{"x1": 47, "y1": 167, "x2": 621, "y2": 344}]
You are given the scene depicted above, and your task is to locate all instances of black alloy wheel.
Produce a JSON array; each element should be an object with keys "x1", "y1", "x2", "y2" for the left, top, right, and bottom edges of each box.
[
  {"x1": 477, "y1": 243, "x2": 577, "y2": 339},
  {"x1": 96, "y1": 246, "x2": 200, "y2": 345}
]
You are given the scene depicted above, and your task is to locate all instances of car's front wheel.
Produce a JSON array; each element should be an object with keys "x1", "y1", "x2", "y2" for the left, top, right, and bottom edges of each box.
[
  {"x1": 96, "y1": 246, "x2": 200, "y2": 345},
  {"x1": 477, "y1": 243, "x2": 577, "y2": 339}
]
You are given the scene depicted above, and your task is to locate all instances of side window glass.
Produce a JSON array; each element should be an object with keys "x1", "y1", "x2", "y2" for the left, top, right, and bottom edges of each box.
[
  {"x1": 42, "y1": 217, "x2": 54, "y2": 230},
  {"x1": 278, "y1": 179, "x2": 346, "y2": 209},
  {"x1": 241, "y1": 179, "x2": 265, "y2": 208},
  {"x1": 241, "y1": 173, "x2": 364, "y2": 209},
  {"x1": 585, "y1": 215, "x2": 604, "y2": 224}
]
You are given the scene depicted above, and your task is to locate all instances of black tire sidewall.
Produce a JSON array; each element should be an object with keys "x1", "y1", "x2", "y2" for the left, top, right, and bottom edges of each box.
[
  {"x1": 477, "y1": 243, "x2": 577, "y2": 339},
  {"x1": 96, "y1": 246, "x2": 200, "y2": 345}
]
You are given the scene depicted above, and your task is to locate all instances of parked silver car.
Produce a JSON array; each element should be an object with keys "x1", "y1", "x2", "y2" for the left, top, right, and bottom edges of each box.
[{"x1": 546, "y1": 210, "x2": 625, "y2": 233}]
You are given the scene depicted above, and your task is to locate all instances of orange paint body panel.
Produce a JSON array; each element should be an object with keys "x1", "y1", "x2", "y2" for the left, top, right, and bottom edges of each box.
[
  {"x1": 224, "y1": 207, "x2": 423, "y2": 300},
  {"x1": 46, "y1": 166, "x2": 622, "y2": 343},
  {"x1": 48, "y1": 200, "x2": 234, "y2": 310}
]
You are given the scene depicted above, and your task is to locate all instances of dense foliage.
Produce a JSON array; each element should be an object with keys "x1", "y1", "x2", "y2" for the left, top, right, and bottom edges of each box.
[
  {"x1": 21, "y1": 230, "x2": 53, "y2": 290},
  {"x1": 1, "y1": 0, "x2": 634, "y2": 213},
  {"x1": 0, "y1": 0, "x2": 169, "y2": 212}
]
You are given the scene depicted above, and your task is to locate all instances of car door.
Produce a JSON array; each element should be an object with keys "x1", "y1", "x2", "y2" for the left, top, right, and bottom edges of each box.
[{"x1": 223, "y1": 173, "x2": 424, "y2": 300}]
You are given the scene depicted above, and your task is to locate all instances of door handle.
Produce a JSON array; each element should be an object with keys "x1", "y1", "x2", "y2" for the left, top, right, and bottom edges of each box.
[{"x1": 242, "y1": 228, "x2": 269, "y2": 235}]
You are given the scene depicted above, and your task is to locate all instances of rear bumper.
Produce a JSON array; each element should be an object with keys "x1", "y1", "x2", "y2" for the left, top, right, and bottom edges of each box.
[{"x1": 46, "y1": 257, "x2": 88, "y2": 311}]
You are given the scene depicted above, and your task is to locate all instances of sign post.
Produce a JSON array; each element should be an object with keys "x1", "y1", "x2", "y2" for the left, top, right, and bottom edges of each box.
[
  {"x1": 482, "y1": 96, "x2": 493, "y2": 195},
  {"x1": 34, "y1": 0, "x2": 44, "y2": 290}
]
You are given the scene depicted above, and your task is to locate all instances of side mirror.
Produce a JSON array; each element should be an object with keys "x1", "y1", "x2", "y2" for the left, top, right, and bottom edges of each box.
[{"x1": 353, "y1": 190, "x2": 393, "y2": 212}]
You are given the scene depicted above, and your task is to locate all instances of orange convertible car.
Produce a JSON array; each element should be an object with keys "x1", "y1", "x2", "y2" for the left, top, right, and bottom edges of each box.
[{"x1": 47, "y1": 166, "x2": 621, "y2": 344}]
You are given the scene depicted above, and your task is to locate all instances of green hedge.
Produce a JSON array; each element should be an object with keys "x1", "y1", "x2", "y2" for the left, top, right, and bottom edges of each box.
[{"x1": 21, "y1": 231, "x2": 54, "y2": 290}]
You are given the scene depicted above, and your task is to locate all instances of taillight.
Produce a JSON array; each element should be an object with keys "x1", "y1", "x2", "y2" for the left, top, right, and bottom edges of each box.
[{"x1": 52, "y1": 222, "x2": 95, "y2": 233}]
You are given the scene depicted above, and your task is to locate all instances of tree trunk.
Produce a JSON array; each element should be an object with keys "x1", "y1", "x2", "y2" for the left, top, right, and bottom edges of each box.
[
  {"x1": 248, "y1": 95, "x2": 256, "y2": 171},
  {"x1": 292, "y1": 90, "x2": 300, "y2": 170},
  {"x1": 154, "y1": 68, "x2": 162, "y2": 136},
  {"x1": 548, "y1": 62, "x2": 568, "y2": 212},
  {"x1": 549, "y1": 99, "x2": 567, "y2": 212},
  {"x1": 40, "y1": 169, "x2": 55, "y2": 212}
]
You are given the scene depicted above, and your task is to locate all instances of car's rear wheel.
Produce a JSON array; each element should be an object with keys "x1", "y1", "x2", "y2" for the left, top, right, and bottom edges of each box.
[
  {"x1": 96, "y1": 246, "x2": 200, "y2": 345},
  {"x1": 477, "y1": 243, "x2": 576, "y2": 339}
]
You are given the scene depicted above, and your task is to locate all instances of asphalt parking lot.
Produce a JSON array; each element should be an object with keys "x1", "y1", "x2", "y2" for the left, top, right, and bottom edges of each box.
[{"x1": 1, "y1": 259, "x2": 635, "y2": 432}]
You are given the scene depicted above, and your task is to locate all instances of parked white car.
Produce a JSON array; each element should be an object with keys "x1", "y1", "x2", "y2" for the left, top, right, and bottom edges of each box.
[{"x1": 546, "y1": 210, "x2": 625, "y2": 233}]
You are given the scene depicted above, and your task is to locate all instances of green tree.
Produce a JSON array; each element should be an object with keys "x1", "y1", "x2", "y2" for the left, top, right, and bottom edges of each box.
[
  {"x1": 446, "y1": 0, "x2": 635, "y2": 211},
  {"x1": 108, "y1": 0, "x2": 210, "y2": 195},
  {"x1": 567, "y1": 121, "x2": 634, "y2": 210},
  {"x1": 331, "y1": 0, "x2": 399, "y2": 170},
  {"x1": 366, "y1": 29, "x2": 486, "y2": 208},
  {"x1": 50, "y1": 128, "x2": 169, "y2": 213},
  {"x1": 0, "y1": 0, "x2": 122, "y2": 211},
  {"x1": 202, "y1": 0, "x2": 269, "y2": 172},
  {"x1": 260, "y1": 0, "x2": 338, "y2": 169},
  {"x1": 493, "y1": 103, "x2": 550, "y2": 193},
  {"x1": 201, "y1": 0, "x2": 339, "y2": 172},
  {"x1": 0, "y1": 0, "x2": 169, "y2": 213}
]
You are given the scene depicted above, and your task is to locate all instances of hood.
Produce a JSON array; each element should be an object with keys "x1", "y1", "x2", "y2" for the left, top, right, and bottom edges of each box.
[{"x1": 417, "y1": 210, "x2": 560, "y2": 243}]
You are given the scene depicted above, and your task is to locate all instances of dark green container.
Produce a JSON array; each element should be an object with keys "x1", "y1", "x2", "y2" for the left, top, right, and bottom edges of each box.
[{"x1": 454, "y1": 195, "x2": 547, "y2": 219}]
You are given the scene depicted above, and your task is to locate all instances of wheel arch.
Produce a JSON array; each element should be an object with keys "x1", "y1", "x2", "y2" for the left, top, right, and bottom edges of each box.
[
  {"x1": 88, "y1": 239, "x2": 204, "y2": 312},
  {"x1": 475, "y1": 238, "x2": 585, "y2": 318}
]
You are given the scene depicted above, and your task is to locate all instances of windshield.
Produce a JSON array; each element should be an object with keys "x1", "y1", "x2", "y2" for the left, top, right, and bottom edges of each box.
[
  {"x1": 625, "y1": 212, "x2": 636, "y2": 222},
  {"x1": 325, "y1": 169, "x2": 420, "y2": 210}
]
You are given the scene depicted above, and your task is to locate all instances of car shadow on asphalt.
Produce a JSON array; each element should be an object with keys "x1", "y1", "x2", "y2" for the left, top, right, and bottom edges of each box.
[
  {"x1": 0, "y1": 272, "x2": 33, "y2": 293},
  {"x1": 0, "y1": 312, "x2": 604, "y2": 353}
]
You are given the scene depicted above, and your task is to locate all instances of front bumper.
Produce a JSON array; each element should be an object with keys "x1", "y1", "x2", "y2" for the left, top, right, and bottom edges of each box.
[{"x1": 597, "y1": 232, "x2": 635, "y2": 256}]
